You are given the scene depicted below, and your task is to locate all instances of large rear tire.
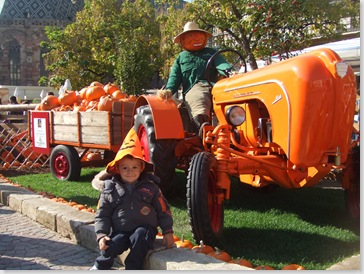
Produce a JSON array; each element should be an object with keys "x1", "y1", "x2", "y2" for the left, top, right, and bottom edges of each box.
[
  {"x1": 187, "y1": 151, "x2": 224, "y2": 248},
  {"x1": 134, "y1": 105, "x2": 178, "y2": 198},
  {"x1": 50, "y1": 145, "x2": 81, "y2": 181}
]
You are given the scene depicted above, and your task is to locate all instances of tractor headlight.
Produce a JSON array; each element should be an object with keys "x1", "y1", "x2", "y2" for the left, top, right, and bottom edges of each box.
[{"x1": 226, "y1": 106, "x2": 246, "y2": 126}]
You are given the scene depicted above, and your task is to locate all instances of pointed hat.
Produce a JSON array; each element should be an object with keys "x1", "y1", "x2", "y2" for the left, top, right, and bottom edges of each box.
[{"x1": 106, "y1": 127, "x2": 154, "y2": 174}]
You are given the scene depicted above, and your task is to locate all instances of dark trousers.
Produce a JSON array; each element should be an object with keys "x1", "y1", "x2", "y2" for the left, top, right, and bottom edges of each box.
[{"x1": 94, "y1": 225, "x2": 157, "y2": 270}]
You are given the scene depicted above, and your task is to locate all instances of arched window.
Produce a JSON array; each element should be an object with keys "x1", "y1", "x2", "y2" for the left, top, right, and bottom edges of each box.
[{"x1": 9, "y1": 40, "x2": 21, "y2": 85}]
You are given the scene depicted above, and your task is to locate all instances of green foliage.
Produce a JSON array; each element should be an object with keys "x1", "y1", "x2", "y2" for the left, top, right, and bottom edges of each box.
[
  {"x1": 41, "y1": 0, "x2": 359, "y2": 88},
  {"x1": 113, "y1": 0, "x2": 162, "y2": 94},
  {"x1": 188, "y1": 0, "x2": 359, "y2": 68}
]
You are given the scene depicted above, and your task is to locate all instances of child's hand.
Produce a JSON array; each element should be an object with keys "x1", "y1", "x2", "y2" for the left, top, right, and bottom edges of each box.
[
  {"x1": 99, "y1": 236, "x2": 111, "y2": 251},
  {"x1": 162, "y1": 233, "x2": 175, "y2": 248}
]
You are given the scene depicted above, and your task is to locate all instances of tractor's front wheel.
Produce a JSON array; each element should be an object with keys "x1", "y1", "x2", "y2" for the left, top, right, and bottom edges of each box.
[
  {"x1": 187, "y1": 152, "x2": 224, "y2": 248},
  {"x1": 134, "y1": 105, "x2": 178, "y2": 198},
  {"x1": 50, "y1": 145, "x2": 81, "y2": 181}
]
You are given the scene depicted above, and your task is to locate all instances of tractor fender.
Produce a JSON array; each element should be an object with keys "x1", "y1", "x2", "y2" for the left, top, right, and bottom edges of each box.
[{"x1": 132, "y1": 95, "x2": 185, "y2": 140}]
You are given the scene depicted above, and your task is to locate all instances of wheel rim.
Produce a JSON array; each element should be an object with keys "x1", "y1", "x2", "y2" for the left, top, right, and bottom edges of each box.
[
  {"x1": 208, "y1": 168, "x2": 223, "y2": 233},
  {"x1": 53, "y1": 153, "x2": 70, "y2": 179},
  {"x1": 137, "y1": 125, "x2": 150, "y2": 161}
]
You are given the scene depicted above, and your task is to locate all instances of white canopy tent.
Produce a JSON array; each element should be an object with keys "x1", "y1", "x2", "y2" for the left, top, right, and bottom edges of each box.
[{"x1": 271, "y1": 37, "x2": 360, "y2": 74}]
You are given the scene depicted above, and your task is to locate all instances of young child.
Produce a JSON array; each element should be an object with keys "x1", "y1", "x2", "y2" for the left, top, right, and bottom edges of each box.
[{"x1": 90, "y1": 128, "x2": 175, "y2": 270}]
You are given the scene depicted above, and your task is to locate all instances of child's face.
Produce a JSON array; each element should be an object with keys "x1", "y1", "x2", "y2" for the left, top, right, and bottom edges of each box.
[
  {"x1": 180, "y1": 31, "x2": 207, "y2": 51},
  {"x1": 117, "y1": 157, "x2": 144, "y2": 184}
]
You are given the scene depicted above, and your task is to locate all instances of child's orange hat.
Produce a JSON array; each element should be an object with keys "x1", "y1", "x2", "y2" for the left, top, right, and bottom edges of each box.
[{"x1": 106, "y1": 127, "x2": 154, "y2": 174}]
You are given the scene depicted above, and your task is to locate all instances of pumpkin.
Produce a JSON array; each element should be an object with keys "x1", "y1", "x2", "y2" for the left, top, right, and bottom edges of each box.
[
  {"x1": 73, "y1": 105, "x2": 86, "y2": 112},
  {"x1": 39, "y1": 95, "x2": 60, "y2": 110},
  {"x1": 174, "y1": 235, "x2": 194, "y2": 249},
  {"x1": 86, "y1": 86, "x2": 106, "y2": 101},
  {"x1": 58, "y1": 90, "x2": 78, "y2": 106},
  {"x1": 90, "y1": 81, "x2": 104, "y2": 87},
  {"x1": 86, "y1": 100, "x2": 98, "y2": 111},
  {"x1": 228, "y1": 259, "x2": 253, "y2": 268},
  {"x1": 79, "y1": 87, "x2": 88, "y2": 99},
  {"x1": 254, "y1": 265, "x2": 275, "y2": 270},
  {"x1": 281, "y1": 264, "x2": 306, "y2": 270},
  {"x1": 112, "y1": 90, "x2": 127, "y2": 100},
  {"x1": 87, "y1": 152, "x2": 102, "y2": 161},
  {"x1": 104, "y1": 82, "x2": 120, "y2": 95},
  {"x1": 207, "y1": 247, "x2": 231, "y2": 262},
  {"x1": 98, "y1": 95, "x2": 118, "y2": 112},
  {"x1": 173, "y1": 235, "x2": 180, "y2": 242},
  {"x1": 192, "y1": 240, "x2": 214, "y2": 254}
]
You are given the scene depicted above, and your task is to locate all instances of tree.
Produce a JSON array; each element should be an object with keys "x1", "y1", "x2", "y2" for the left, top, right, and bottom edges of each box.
[
  {"x1": 185, "y1": 0, "x2": 359, "y2": 69},
  {"x1": 41, "y1": 0, "x2": 162, "y2": 94}
]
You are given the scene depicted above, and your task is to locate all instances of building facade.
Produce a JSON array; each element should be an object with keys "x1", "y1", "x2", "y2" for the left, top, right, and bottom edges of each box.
[{"x1": 0, "y1": 0, "x2": 84, "y2": 87}]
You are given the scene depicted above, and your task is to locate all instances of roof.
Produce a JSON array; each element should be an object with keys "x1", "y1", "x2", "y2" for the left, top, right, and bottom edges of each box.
[{"x1": 0, "y1": 0, "x2": 84, "y2": 20}]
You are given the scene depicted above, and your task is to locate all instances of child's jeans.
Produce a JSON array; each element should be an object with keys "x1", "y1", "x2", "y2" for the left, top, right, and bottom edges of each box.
[{"x1": 94, "y1": 225, "x2": 157, "y2": 270}]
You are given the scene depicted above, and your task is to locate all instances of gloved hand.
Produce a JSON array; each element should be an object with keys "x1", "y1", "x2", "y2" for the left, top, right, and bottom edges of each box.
[{"x1": 157, "y1": 89, "x2": 172, "y2": 101}]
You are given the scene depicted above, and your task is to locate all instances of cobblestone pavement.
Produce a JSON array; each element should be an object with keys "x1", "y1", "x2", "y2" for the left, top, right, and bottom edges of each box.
[{"x1": 0, "y1": 203, "x2": 123, "y2": 270}]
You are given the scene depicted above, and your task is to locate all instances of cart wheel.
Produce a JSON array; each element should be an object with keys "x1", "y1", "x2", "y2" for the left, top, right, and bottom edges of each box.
[
  {"x1": 344, "y1": 145, "x2": 360, "y2": 219},
  {"x1": 134, "y1": 105, "x2": 178, "y2": 198},
  {"x1": 187, "y1": 151, "x2": 224, "y2": 248},
  {"x1": 50, "y1": 145, "x2": 81, "y2": 181}
]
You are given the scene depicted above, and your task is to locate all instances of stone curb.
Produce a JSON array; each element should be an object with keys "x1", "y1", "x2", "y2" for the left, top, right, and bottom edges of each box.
[{"x1": 0, "y1": 181, "x2": 253, "y2": 270}]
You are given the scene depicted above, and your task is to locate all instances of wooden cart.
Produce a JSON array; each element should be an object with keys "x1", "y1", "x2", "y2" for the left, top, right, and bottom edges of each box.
[{"x1": 28, "y1": 101, "x2": 135, "y2": 180}]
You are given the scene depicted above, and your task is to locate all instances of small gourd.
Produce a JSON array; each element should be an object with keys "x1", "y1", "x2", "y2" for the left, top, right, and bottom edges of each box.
[
  {"x1": 192, "y1": 240, "x2": 214, "y2": 254},
  {"x1": 281, "y1": 264, "x2": 306, "y2": 270},
  {"x1": 207, "y1": 247, "x2": 231, "y2": 262},
  {"x1": 174, "y1": 235, "x2": 193, "y2": 249}
]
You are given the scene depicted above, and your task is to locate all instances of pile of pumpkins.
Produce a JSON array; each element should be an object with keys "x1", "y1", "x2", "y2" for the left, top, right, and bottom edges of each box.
[
  {"x1": 35, "y1": 81, "x2": 137, "y2": 112},
  {"x1": 161, "y1": 234, "x2": 306, "y2": 270}
]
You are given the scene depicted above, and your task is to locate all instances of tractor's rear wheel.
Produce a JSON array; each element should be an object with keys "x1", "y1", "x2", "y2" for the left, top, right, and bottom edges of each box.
[
  {"x1": 344, "y1": 145, "x2": 360, "y2": 219},
  {"x1": 50, "y1": 145, "x2": 81, "y2": 181},
  {"x1": 187, "y1": 152, "x2": 224, "y2": 248},
  {"x1": 134, "y1": 105, "x2": 178, "y2": 198}
]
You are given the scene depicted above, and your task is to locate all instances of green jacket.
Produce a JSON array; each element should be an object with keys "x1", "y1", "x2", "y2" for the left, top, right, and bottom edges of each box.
[{"x1": 165, "y1": 47, "x2": 230, "y2": 97}]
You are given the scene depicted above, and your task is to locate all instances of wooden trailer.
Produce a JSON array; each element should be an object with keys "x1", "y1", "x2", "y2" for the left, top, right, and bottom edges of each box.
[{"x1": 28, "y1": 101, "x2": 135, "y2": 180}]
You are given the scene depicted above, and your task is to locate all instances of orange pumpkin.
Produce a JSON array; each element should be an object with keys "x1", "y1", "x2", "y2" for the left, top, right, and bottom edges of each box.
[
  {"x1": 207, "y1": 247, "x2": 231, "y2": 262},
  {"x1": 228, "y1": 259, "x2": 253, "y2": 268},
  {"x1": 112, "y1": 90, "x2": 127, "y2": 100},
  {"x1": 174, "y1": 235, "x2": 194, "y2": 249},
  {"x1": 86, "y1": 100, "x2": 99, "y2": 111},
  {"x1": 86, "y1": 86, "x2": 106, "y2": 101},
  {"x1": 281, "y1": 264, "x2": 306, "y2": 270},
  {"x1": 192, "y1": 240, "x2": 214, "y2": 254},
  {"x1": 254, "y1": 265, "x2": 275, "y2": 270},
  {"x1": 86, "y1": 152, "x2": 102, "y2": 161},
  {"x1": 58, "y1": 90, "x2": 78, "y2": 106},
  {"x1": 39, "y1": 95, "x2": 60, "y2": 110},
  {"x1": 98, "y1": 95, "x2": 118, "y2": 112},
  {"x1": 79, "y1": 87, "x2": 88, "y2": 99},
  {"x1": 73, "y1": 105, "x2": 86, "y2": 112},
  {"x1": 173, "y1": 235, "x2": 180, "y2": 242},
  {"x1": 90, "y1": 81, "x2": 104, "y2": 87},
  {"x1": 104, "y1": 82, "x2": 120, "y2": 95}
]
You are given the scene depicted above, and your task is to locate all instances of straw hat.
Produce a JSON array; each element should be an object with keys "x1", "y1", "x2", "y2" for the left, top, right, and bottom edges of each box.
[
  {"x1": 106, "y1": 127, "x2": 154, "y2": 174},
  {"x1": 174, "y1": 22, "x2": 212, "y2": 44}
]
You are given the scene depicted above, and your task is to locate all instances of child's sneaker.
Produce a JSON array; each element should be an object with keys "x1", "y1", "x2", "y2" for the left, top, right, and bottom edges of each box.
[{"x1": 89, "y1": 265, "x2": 98, "y2": 270}]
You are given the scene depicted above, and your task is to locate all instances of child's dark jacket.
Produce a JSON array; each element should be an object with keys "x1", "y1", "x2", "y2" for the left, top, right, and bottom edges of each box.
[{"x1": 94, "y1": 173, "x2": 173, "y2": 241}]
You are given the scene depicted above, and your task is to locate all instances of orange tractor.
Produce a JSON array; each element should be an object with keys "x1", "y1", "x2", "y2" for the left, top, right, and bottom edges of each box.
[{"x1": 131, "y1": 48, "x2": 359, "y2": 247}]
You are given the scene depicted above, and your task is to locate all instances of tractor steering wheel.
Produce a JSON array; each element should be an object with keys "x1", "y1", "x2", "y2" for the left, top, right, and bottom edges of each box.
[{"x1": 205, "y1": 48, "x2": 247, "y2": 88}]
